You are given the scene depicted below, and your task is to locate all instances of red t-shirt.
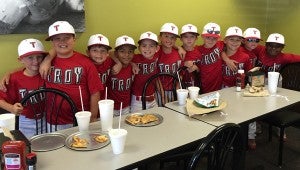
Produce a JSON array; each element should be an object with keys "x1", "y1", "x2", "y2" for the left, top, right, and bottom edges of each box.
[
  {"x1": 222, "y1": 48, "x2": 252, "y2": 87},
  {"x1": 183, "y1": 47, "x2": 202, "y2": 87},
  {"x1": 157, "y1": 47, "x2": 182, "y2": 90},
  {"x1": 106, "y1": 64, "x2": 134, "y2": 110},
  {"x1": 131, "y1": 53, "x2": 158, "y2": 96},
  {"x1": 94, "y1": 57, "x2": 114, "y2": 99},
  {"x1": 0, "y1": 70, "x2": 45, "y2": 119},
  {"x1": 196, "y1": 41, "x2": 224, "y2": 93},
  {"x1": 240, "y1": 46, "x2": 258, "y2": 68},
  {"x1": 46, "y1": 51, "x2": 103, "y2": 124}
]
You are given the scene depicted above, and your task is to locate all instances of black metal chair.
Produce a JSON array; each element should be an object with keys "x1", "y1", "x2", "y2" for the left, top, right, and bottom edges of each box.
[
  {"x1": 264, "y1": 62, "x2": 300, "y2": 167},
  {"x1": 161, "y1": 123, "x2": 244, "y2": 170},
  {"x1": 141, "y1": 72, "x2": 179, "y2": 110},
  {"x1": 19, "y1": 87, "x2": 78, "y2": 135}
]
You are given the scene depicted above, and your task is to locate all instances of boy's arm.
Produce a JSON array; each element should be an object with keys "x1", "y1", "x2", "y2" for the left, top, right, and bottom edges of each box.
[
  {"x1": 89, "y1": 91, "x2": 100, "y2": 122},
  {"x1": 39, "y1": 48, "x2": 56, "y2": 79},
  {"x1": 221, "y1": 51, "x2": 238, "y2": 71},
  {"x1": 109, "y1": 51, "x2": 122, "y2": 75},
  {"x1": 174, "y1": 45, "x2": 186, "y2": 60},
  {"x1": 0, "y1": 100, "x2": 23, "y2": 115},
  {"x1": 0, "y1": 67, "x2": 24, "y2": 92}
]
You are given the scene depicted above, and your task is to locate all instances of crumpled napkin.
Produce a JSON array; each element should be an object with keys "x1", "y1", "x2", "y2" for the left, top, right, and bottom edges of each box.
[{"x1": 186, "y1": 99, "x2": 227, "y2": 117}]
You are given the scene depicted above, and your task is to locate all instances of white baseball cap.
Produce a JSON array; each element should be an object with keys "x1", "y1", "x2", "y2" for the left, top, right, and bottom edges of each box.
[
  {"x1": 18, "y1": 38, "x2": 47, "y2": 59},
  {"x1": 46, "y1": 21, "x2": 75, "y2": 41},
  {"x1": 266, "y1": 33, "x2": 285, "y2": 45},
  {"x1": 138, "y1": 31, "x2": 158, "y2": 44},
  {"x1": 201, "y1": 22, "x2": 221, "y2": 37},
  {"x1": 115, "y1": 35, "x2": 137, "y2": 49},
  {"x1": 87, "y1": 34, "x2": 112, "y2": 49},
  {"x1": 225, "y1": 26, "x2": 243, "y2": 37},
  {"x1": 243, "y1": 28, "x2": 261, "y2": 39},
  {"x1": 160, "y1": 23, "x2": 179, "y2": 37},
  {"x1": 181, "y1": 24, "x2": 199, "y2": 36}
]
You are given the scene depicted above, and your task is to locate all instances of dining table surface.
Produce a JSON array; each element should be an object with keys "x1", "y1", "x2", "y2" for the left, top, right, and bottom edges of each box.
[
  {"x1": 35, "y1": 107, "x2": 216, "y2": 170},
  {"x1": 165, "y1": 87, "x2": 300, "y2": 126}
]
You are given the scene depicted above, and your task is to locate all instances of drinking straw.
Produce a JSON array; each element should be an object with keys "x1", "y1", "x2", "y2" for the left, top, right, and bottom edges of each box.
[
  {"x1": 118, "y1": 102, "x2": 123, "y2": 129},
  {"x1": 78, "y1": 86, "x2": 84, "y2": 111},
  {"x1": 105, "y1": 87, "x2": 108, "y2": 100},
  {"x1": 176, "y1": 71, "x2": 183, "y2": 89},
  {"x1": 273, "y1": 63, "x2": 276, "y2": 72}
]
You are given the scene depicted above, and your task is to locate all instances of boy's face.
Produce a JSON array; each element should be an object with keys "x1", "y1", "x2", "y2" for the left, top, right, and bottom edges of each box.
[
  {"x1": 51, "y1": 33, "x2": 75, "y2": 57},
  {"x1": 159, "y1": 32, "x2": 177, "y2": 48},
  {"x1": 202, "y1": 36, "x2": 218, "y2": 48},
  {"x1": 180, "y1": 33, "x2": 198, "y2": 49},
  {"x1": 243, "y1": 38, "x2": 260, "y2": 51},
  {"x1": 138, "y1": 39, "x2": 159, "y2": 59},
  {"x1": 20, "y1": 54, "x2": 44, "y2": 73},
  {"x1": 224, "y1": 36, "x2": 242, "y2": 51},
  {"x1": 87, "y1": 45, "x2": 109, "y2": 64},
  {"x1": 266, "y1": 42, "x2": 284, "y2": 57},
  {"x1": 115, "y1": 45, "x2": 135, "y2": 66}
]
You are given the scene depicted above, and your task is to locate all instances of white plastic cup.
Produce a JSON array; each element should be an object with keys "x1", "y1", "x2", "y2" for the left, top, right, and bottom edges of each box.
[
  {"x1": 98, "y1": 100, "x2": 114, "y2": 132},
  {"x1": 75, "y1": 111, "x2": 91, "y2": 132},
  {"x1": 268, "y1": 72, "x2": 280, "y2": 94},
  {"x1": 188, "y1": 86, "x2": 200, "y2": 100},
  {"x1": 176, "y1": 89, "x2": 189, "y2": 106},
  {"x1": 109, "y1": 129, "x2": 128, "y2": 154},
  {"x1": 0, "y1": 113, "x2": 15, "y2": 131}
]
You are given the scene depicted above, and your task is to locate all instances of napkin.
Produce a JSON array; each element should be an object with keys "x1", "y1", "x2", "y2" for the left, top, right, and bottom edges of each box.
[{"x1": 186, "y1": 99, "x2": 227, "y2": 117}]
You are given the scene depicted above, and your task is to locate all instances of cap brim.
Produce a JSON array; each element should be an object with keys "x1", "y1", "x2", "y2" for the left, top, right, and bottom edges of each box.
[
  {"x1": 19, "y1": 51, "x2": 48, "y2": 59},
  {"x1": 244, "y1": 36, "x2": 261, "y2": 40},
  {"x1": 201, "y1": 33, "x2": 220, "y2": 38},
  {"x1": 115, "y1": 44, "x2": 137, "y2": 49},
  {"x1": 160, "y1": 32, "x2": 180, "y2": 38},
  {"x1": 138, "y1": 38, "x2": 158, "y2": 44},
  {"x1": 88, "y1": 44, "x2": 112, "y2": 50},
  {"x1": 180, "y1": 32, "x2": 199, "y2": 36}
]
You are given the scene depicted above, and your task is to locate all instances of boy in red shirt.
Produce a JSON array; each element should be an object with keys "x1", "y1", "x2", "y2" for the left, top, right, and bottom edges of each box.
[
  {"x1": 131, "y1": 31, "x2": 160, "y2": 112},
  {"x1": 0, "y1": 38, "x2": 47, "y2": 138},
  {"x1": 45, "y1": 21, "x2": 103, "y2": 127},
  {"x1": 106, "y1": 35, "x2": 136, "y2": 116},
  {"x1": 222, "y1": 26, "x2": 252, "y2": 87}
]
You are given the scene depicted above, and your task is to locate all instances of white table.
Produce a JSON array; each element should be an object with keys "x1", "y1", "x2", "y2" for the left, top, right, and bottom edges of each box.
[
  {"x1": 165, "y1": 87, "x2": 300, "y2": 126},
  {"x1": 35, "y1": 107, "x2": 215, "y2": 170}
]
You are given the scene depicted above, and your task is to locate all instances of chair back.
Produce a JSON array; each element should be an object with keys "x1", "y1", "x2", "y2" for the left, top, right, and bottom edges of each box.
[
  {"x1": 280, "y1": 62, "x2": 300, "y2": 91},
  {"x1": 142, "y1": 72, "x2": 179, "y2": 110},
  {"x1": 19, "y1": 87, "x2": 78, "y2": 135},
  {"x1": 188, "y1": 123, "x2": 244, "y2": 170}
]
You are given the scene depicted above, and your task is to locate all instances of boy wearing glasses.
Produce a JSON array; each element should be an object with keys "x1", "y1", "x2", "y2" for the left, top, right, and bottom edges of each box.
[{"x1": 195, "y1": 22, "x2": 224, "y2": 93}]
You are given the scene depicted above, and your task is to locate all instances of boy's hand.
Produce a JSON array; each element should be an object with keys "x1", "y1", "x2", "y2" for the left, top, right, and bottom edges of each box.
[
  {"x1": 0, "y1": 73, "x2": 11, "y2": 92},
  {"x1": 225, "y1": 59, "x2": 238, "y2": 72},
  {"x1": 131, "y1": 62, "x2": 140, "y2": 74},
  {"x1": 177, "y1": 46, "x2": 186, "y2": 60},
  {"x1": 12, "y1": 103, "x2": 23, "y2": 115},
  {"x1": 39, "y1": 48, "x2": 56, "y2": 79},
  {"x1": 111, "y1": 63, "x2": 122, "y2": 75}
]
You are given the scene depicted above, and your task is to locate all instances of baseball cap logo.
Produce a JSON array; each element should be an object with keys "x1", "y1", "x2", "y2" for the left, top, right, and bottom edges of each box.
[
  {"x1": 147, "y1": 32, "x2": 151, "y2": 37},
  {"x1": 188, "y1": 25, "x2": 192, "y2": 30},
  {"x1": 171, "y1": 26, "x2": 175, "y2": 31},
  {"x1": 123, "y1": 37, "x2": 128, "y2": 41},
  {"x1": 253, "y1": 30, "x2": 257, "y2": 35},
  {"x1": 30, "y1": 41, "x2": 36, "y2": 48},
  {"x1": 235, "y1": 28, "x2": 239, "y2": 33},
  {"x1": 275, "y1": 36, "x2": 279, "y2": 41},
  {"x1": 97, "y1": 35, "x2": 103, "y2": 42},
  {"x1": 53, "y1": 25, "x2": 60, "y2": 31}
]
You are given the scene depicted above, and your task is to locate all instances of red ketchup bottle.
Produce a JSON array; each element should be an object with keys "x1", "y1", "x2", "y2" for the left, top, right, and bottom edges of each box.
[{"x1": 2, "y1": 141, "x2": 27, "y2": 170}]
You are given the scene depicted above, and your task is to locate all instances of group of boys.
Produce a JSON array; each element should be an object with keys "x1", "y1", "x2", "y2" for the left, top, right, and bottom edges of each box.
[{"x1": 1, "y1": 20, "x2": 300, "y2": 150}]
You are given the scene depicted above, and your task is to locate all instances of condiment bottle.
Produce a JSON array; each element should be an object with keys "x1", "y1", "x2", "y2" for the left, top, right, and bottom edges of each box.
[
  {"x1": 26, "y1": 153, "x2": 37, "y2": 170},
  {"x1": 236, "y1": 69, "x2": 245, "y2": 91}
]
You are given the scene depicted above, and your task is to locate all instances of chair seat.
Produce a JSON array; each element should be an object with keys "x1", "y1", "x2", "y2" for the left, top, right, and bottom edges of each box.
[{"x1": 266, "y1": 110, "x2": 300, "y2": 127}]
